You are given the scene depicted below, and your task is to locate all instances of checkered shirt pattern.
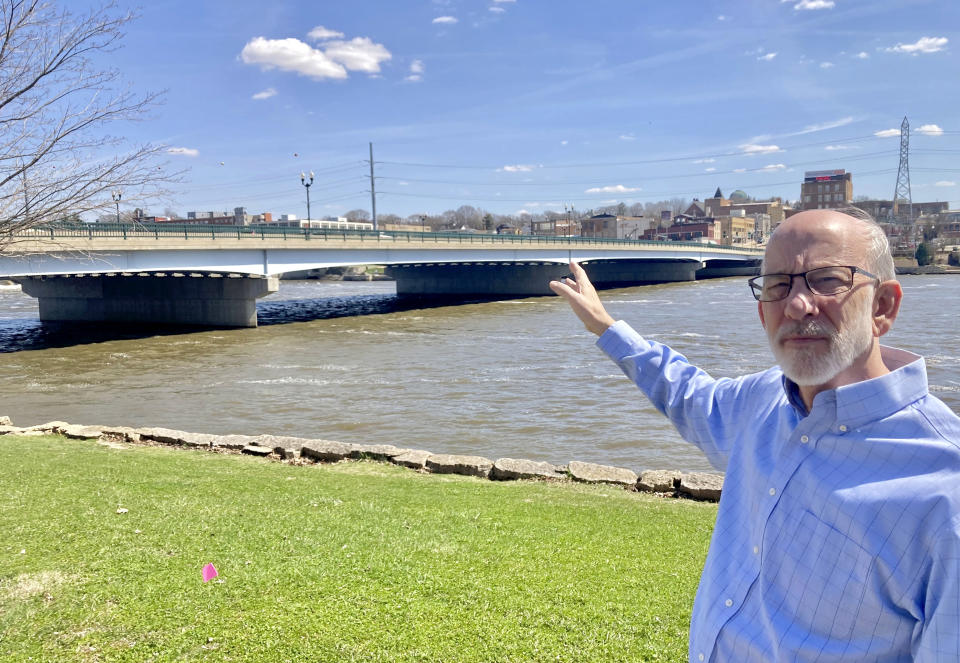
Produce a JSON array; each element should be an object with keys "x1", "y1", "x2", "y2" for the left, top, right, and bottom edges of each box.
[{"x1": 598, "y1": 320, "x2": 960, "y2": 663}]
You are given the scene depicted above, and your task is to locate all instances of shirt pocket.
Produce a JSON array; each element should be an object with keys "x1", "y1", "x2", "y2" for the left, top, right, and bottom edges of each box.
[{"x1": 760, "y1": 508, "x2": 878, "y2": 654}]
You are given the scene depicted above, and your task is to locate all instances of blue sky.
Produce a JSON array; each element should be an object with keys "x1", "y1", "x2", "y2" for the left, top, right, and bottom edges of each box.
[{"x1": 102, "y1": 0, "x2": 958, "y2": 219}]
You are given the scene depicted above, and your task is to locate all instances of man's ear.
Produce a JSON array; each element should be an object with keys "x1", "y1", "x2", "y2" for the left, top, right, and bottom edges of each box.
[
  {"x1": 758, "y1": 301, "x2": 766, "y2": 329},
  {"x1": 872, "y1": 280, "x2": 903, "y2": 337}
]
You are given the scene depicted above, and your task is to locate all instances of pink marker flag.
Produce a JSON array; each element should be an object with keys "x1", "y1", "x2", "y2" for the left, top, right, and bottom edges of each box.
[{"x1": 202, "y1": 563, "x2": 219, "y2": 583}]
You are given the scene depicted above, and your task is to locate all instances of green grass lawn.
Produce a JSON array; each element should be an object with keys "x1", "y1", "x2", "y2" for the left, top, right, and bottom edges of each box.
[{"x1": 0, "y1": 435, "x2": 716, "y2": 662}]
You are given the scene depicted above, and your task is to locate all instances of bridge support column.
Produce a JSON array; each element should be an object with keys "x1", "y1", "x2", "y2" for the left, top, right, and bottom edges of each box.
[
  {"x1": 386, "y1": 260, "x2": 698, "y2": 298},
  {"x1": 18, "y1": 274, "x2": 279, "y2": 328}
]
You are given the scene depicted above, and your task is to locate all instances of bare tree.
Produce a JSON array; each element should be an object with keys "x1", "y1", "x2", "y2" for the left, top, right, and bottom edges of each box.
[
  {"x1": 344, "y1": 208, "x2": 371, "y2": 222},
  {"x1": 0, "y1": 0, "x2": 170, "y2": 251}
]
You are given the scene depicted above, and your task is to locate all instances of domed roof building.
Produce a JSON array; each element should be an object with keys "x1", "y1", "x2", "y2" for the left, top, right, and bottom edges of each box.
[{"x1": 729, "y1": 190, "x2": 749, "y2": 202}]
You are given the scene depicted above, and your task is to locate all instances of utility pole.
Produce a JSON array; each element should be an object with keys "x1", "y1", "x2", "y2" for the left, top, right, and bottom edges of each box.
[
  {"x1": 300, "y1": 171, "x2": 314, "y2": 222},
  {"x1": 369, "y1": 142, "x2": 378, "y2": 231}
]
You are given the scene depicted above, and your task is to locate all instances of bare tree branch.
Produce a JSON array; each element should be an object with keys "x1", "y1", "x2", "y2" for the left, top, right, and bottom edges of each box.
[{"x1": 0, "y1": 0, "x2": 173, "y2": 252}]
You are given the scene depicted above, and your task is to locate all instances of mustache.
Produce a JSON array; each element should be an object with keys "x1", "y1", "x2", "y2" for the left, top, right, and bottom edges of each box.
[{"x1": 776, "y1": 319, "x2": 836, "y2": 342}]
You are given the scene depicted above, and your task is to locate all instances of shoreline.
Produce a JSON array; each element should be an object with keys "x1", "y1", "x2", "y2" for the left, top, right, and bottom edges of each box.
[{"x1": 0, "y1": 417, "x2": 724, "y2": 502}]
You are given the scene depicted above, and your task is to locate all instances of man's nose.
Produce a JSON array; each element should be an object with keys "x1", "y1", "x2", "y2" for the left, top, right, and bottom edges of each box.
[{"x1": 783, "y1": 276, "x2": 818, "y2": 319}]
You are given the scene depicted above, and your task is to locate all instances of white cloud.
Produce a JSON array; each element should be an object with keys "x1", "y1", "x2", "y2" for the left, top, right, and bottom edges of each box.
[
  {"x1": 733, "y1": 168, "x2": 747, "y2": 173},
  {"x1": 515, "y1": 209, "x2": 531, "y2": 216},
  {"x1": 792, "y1": 116, "x2": 854, "y2": 136},
  {"x1": 619, "y1": 133, "x2": 636, "y2": 141},
  {"x1": 935, "y1": 181, "x2": 956, "y2": 187},
  {"x1": 585, "y1": 184, "x2": 642, "y2": 194},
  {"x1": 759, "y1": 164, "x2": 787, "y2": 172},
  {"x1": 493, "y1": 0, "x2": 516, "y2": 3},
  {"x1": 406, "y1": 59, "x2": 424, "y2": 82},
  {"x1": 433, "y1": 16, "x2": 458, "y2": 24},
  {"x1": 167, "y1": 147, "x2": 199, "y2": 157},
  {"x1": 251, "y1": 87, "x2": 277, "y2": 100},
  {"x1": 717, "y1": 15, "x2": 728, "y2": 21},
  {"x1": 874, "y1": 128, "x2": 900, "y2": 138},
  {"x1": 694, "y1": 158, "x2": 715, "y2": 163},
  {"x1": 820, "y1": 61, "x2": 834, "y2": 68},
  {"x1": 855, "y1": 51, "x2": 869, "y2": 59},
  {"x1": 560, "y1": 140, "x2": 568, "y2": 146},
  {"x1": 791, "y1": 0, "x2": 835, "y2": 10},
  {"x1": 322, "y1": 37, "x2": 392, "y2": 74},
  {"x1": 308, "y1": 26, "x2": 344, "y2": 41},
  {"x1": 241, "y1": 37, "x2": 348, "y2": 79},
  {"x1": 916, "y1": 124, "x2": 944, "y2": 136},
  {"x1": 885, "y1": 36, "x2": 948, "y2": 55},
  {"x1": 705, "y1": 167, "x2": 716, "y2": 172},
  {"x1": 741, "y1": 143, "x2": 782, "y2": 155},
  {"x1": 758, "y1": 52, "x2": 777, "y2": 61},
  {"x1": 825, "y1": 144, "x2": 854, "y2": 151},
  {"x1": 489, "y1": 6, "x2": 505, "y2": 12},
  {"x1": 498, "y1": 164, "x2": 534, "y2": 172}
]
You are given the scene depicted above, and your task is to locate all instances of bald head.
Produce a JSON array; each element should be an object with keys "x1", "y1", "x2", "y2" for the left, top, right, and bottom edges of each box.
[{"x1": 763, "y1": 209, "x2": 895, "y2": 282}]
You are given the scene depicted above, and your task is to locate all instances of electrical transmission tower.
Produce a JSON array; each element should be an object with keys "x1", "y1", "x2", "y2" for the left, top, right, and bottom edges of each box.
[{"x1": 892, "y1": 116, "x2": 912, "y2": 222}]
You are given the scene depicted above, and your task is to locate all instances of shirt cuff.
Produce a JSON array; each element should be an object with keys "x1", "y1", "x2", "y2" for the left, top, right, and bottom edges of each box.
[{"x1": 596, "y1": 319, "x2": 650, "y2": 361}]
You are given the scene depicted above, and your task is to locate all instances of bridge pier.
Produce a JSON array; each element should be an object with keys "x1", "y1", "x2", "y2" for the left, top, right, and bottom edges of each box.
[
  {"x1": 18, "y1": 274, "x2": 279, "y2": 328},
  {"x1": 386, "y1": 259, "x2": 699, "y2": 298}
]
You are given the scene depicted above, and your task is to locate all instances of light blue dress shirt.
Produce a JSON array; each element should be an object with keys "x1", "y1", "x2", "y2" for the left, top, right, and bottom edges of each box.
[{"x1": 598, "y1": 320, "x2": 960, "y2": 662}]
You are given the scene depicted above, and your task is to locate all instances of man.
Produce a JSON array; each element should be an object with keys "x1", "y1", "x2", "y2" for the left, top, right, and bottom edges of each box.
[{"x1": 550, "y1": 209, "x2": 960, "y2": 662}]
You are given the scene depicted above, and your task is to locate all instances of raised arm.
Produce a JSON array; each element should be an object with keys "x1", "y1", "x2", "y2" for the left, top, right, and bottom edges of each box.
[{"x1": 548, "y1": 260, "x2": 616, "y2": 336}]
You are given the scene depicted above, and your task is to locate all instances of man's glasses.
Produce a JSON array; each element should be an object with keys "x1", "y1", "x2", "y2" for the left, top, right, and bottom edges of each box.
[{"x1": 748, "y1": 266, "x2": 879, "y2": 302}]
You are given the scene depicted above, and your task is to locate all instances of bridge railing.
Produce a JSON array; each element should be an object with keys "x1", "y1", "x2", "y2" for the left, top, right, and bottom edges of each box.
[{"x1": 16, "y1": 222, "x2": 765, "y2": 254}]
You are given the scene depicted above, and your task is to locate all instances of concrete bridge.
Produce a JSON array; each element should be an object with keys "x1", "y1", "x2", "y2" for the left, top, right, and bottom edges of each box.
[{"x1": 0, "y1": 224, "x2": 762, "y2": 327}]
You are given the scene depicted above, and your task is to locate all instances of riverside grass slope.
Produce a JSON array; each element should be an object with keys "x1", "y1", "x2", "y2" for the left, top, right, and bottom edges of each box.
[{"x1": 1, "y1": 435, "x2": 716, "y2": 662}]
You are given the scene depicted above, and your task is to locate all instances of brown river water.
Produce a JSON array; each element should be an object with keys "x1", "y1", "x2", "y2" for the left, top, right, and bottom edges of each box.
[{"x1": 0, "y1": 275, "x2": 956, "y2": 473}]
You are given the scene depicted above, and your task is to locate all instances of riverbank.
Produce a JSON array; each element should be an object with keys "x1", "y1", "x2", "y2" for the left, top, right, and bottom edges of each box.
[
  {"x1": 1, "y1": 432, "x2": 713, "y2": 662},
  {"x1": 0, "y1": 417, "x2": 724, "y2": 501}
]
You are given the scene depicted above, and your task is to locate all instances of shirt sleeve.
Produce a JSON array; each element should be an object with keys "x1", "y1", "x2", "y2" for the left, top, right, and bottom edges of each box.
[
  {"x1": 915, "y1": 519, "x2": 960, "y2": 662},
  {"x1": 596, "y1": 320, "x2": 766, "y2": 472}
]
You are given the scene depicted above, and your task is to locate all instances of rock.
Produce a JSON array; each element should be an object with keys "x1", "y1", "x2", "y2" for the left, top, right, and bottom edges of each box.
[
  {"x1": 242, "y1": 445, "x2": 273, "y2": 457},
  {"x1": 425, "y1": 454, "x2": 493, "y2": 478},
  {"x1": 210, "y1": 434, "x2": 259, "y2": 450},
  {"x1": 300, "y1": 440, "x2": 356, "y2": 463},
  {"x1": 637, "y1": 469, "x2": 682, "y2": 493},
  {"x1": 252, "y1": 434, "x2": 310, "y2": 458},
  {"x1": 390, "y1": 449, "x2": 431, "y2": 470},
  {"x1": 0, "y1": 425, "x2": 26, "y2": 435},
  {"x1": 678, "y1": 472, "x2": 724, "y2": 501},
  {"x1": 27, "y1": 421, "x2": 70, "y2": 433},
  {"x1": 491, "y1": 458, "x2": 565, "y2": 481},
  {"x1": 137, "y1": 427, "x2": 215, "y2": 448},
  {"x1": 0, "y1": 416, "x2": 11, "y2": 426},
  {"x1": 350, "y1": 444, "x2": 412, "y2": 462},
  {"x1": 568, "y1": 460, "x2": 638, "y2": 486},
  {"x1": 59, "y1": 424, "x2": 105, "y2": 440},
  {"x1": 98, "y1": 427, "x2": 142, "y2": 444}
]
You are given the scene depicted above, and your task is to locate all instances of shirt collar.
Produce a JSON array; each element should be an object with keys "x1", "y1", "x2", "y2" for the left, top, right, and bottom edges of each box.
[{"x1": 780, "y1": 345, "x2": 928, "y2": 425}]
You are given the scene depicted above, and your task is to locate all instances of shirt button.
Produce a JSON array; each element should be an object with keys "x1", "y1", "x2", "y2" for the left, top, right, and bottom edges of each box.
[
  {"x1": 699, "y1": 654, "x2": 705, "y2": 661},
  {"x1": 838, "y1": 424, "x2": 848, "y2": 432},
  {"x1": 753, "y1": 545, "x2": 760, "y2": 555},
  {"x1": 800, "y1": 435, "x2": 809, "y2": 443},
  {"x1": 769, "y1": 487, "x2": 776, "y2": 496},
  {"x1": 725, "y1": 598, "x2": 733, "y2": 607}
]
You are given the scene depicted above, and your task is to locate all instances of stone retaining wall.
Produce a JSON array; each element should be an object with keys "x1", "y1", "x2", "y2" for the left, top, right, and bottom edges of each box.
[{"x1": 0, "y1": 417, "x2": 724, "y2": 502}]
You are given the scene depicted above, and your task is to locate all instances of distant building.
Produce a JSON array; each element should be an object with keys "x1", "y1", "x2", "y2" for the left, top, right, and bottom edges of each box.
[
  {"x1": 799, "y1": 169, "x2": 853, "y2": 210},
  {"x1": 579, "y1": 214, "x2": 646, "y2": 239},
  {"x1": 852, "y1": 199, "x2": 948, "y2": 222},
  {"x1": 642, "y1": 215, "x2": 720, "y2": 243},
  {"x1": 704, "y1": 188, "x2": 784, "y2": 226}
]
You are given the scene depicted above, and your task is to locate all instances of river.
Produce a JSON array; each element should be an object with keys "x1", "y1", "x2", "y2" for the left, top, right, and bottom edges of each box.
[{"x1": 0, "y1": 275, "x2": 956, "y2": 473}]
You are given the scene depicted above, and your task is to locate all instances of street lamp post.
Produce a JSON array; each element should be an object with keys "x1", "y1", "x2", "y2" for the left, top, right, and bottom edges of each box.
[
  {"x1": 111, "y1": 190, "x2": 122, "y2": 223},
  {"x1": 300, "y1": 171, "x2": 314, "y2": 223}
]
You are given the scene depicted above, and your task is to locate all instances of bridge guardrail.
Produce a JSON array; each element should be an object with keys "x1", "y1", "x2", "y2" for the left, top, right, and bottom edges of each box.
[{"x1": 11, "y1": 222, "x2": 765, "y2": 254}]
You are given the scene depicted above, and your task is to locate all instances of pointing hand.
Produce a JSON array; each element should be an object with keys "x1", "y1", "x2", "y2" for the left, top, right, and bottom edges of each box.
[{"x1": 549, "y1": 260, "x2": 616, "y2": 336}]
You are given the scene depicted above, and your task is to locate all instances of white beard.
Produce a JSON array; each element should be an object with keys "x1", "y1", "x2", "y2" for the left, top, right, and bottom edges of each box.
[{"x1": 771, "y1": 296, "x2": 875, "y2": 387}]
